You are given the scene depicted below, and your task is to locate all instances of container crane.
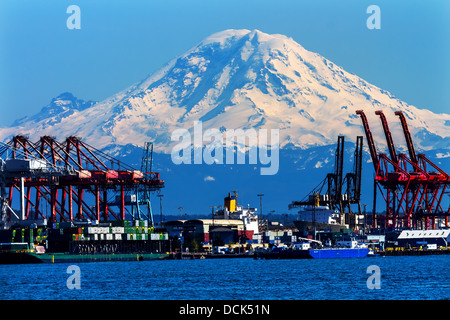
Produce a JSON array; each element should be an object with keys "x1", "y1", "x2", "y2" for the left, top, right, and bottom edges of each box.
[
  {"x1": 290, "y1": 136, "x2": 365, "y2": 229},
  {"x1": 356, "y1": 110, "x2": 449, "y2": 229},
  {"x1": 0, "y1": 135, "x2": 164, "y2": 228}
]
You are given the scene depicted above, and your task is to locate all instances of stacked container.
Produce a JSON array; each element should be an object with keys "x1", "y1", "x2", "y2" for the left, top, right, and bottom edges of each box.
[{"x1": 46, "y1": 220, "x2": 167, "y2": 243}]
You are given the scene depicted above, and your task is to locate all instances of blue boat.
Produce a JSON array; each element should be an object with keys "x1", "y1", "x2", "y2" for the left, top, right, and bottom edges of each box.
[
  {"x1": 254, "y1": 240, "x2": 370, "y2": 259},
  {"x1": 307, "y1": 247, "x2": 370, "y2": 259},
  {"x1": 255, "y1": 247, "x2": 370, "y2": 259}
]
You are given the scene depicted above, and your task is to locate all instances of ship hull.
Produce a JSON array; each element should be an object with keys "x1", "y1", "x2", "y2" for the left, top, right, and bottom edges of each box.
[
  {"x1": 307, "y1": 248, "x2": 369, "y2": 259},
  {"x1": 255, "y1": 248, "x2": 370, "y2": 259},
  {"x1": 0, "y1": 252, "x2": 169, "y2": 264}
]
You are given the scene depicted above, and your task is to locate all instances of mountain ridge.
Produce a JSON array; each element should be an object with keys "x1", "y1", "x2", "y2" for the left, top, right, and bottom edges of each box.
[{"x1": 1, "y1": 29, "x2": 449, "y2": 157}]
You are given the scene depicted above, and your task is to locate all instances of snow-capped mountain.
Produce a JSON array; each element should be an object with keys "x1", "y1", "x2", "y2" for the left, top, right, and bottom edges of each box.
[
  {"x1": 10, "y1": 92, "x2": 97, "y2": 127},
  {"x1": 1, "y1": 29, "x2": 449, "y2": 155},
  {"x1": 1, "y1": 29, "x2": 449, "y2": 214}
]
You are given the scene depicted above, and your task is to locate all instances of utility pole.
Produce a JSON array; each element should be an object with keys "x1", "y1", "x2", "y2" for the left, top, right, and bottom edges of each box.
[
  {"x1": 157, "y1": 194, "x2": 164, "y2": 227},
  {"x1": 312, "y1": 191, "x2": 319, "y2": 241},
  {"x1": 257, "y1": 194, "x2": 264, "y2": 232},
  {"x1": 210, "y1": 206, "x2": 215, "y2": 223},
  {"x1": 363, "y1": 204, "x2": 368, "y2": 236}
]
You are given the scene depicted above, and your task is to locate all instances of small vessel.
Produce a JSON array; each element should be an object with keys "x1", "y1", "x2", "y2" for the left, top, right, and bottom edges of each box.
[
  {"x1": 367, "y1": 250, "x2": 380, "y2": 257},
  {"x1": 293, "y1": 205, "x2": 349, "y2": 233},
  {"x1": 254, "y1": 239, "x2": 370, "y2": 259}
]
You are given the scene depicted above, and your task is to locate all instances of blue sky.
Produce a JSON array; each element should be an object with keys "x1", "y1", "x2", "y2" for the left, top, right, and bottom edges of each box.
[{"x1": 0, "y1": 0, "x2": 448, "y2": 127}]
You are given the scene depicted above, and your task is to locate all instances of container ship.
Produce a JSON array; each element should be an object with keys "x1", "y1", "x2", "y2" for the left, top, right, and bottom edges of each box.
[
  {"x1": 0, "y1": 219, "x2": 170, "y2": 264},
  {"x1": 0, "y1": 136, "x2": 171, "y2": 264},
  {"x1": 293, "y1": 204, "x2": 349, "y2": 233}
]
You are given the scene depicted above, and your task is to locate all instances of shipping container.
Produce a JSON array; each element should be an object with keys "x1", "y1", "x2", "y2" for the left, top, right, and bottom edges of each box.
[
  {"x1": 4, "y1": 158, "x2": 47, "y2": 172},
  {"x1": 150, "y1": 233, "x2": 159, "y2": 240},
  {"x1": 110, "y1": 220, "x2": 124, "y2": 227},
  {"x1": 102, "y1": 227, "x2": 110, "y2": 233},
  {"x1": 87, "y1": 227, "x2": 96, "y2": 234},
  {"x1": 77, "y1": 170, "x2": 91, "y2": 179},
  {"x1": 111, "y1": 227, "x2": 124, "y2": 234}
]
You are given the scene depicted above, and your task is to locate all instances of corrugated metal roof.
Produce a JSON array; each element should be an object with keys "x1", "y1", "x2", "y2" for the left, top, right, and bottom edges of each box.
[{"x1": 398, "y1": 229, "x2": 450, "y2": 239}]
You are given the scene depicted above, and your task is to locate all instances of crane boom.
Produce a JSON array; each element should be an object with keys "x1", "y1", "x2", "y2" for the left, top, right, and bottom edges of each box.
[
  {"x1": 375, "y1": 110, "x2": 398, "y2": 164},
  {"x1": 353, "y1": 136, "x2": 363, "y2": 201},
  {"x1": 356, "y1": 110, "x2": 379, "y2": 171},
  {"x1": 394, "y1": 111, "x2": 417, "y2": 164}
]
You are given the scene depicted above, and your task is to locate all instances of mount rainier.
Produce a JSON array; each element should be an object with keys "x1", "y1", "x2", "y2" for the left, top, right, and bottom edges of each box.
[{"x1": 1, "y1": 29, "x2": 449, "y2": 215}]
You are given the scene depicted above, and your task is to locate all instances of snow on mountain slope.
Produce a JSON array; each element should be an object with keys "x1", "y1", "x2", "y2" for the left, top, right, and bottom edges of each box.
[{"x1": 1, "y1": 29, "x2": 449, "y2": 155}]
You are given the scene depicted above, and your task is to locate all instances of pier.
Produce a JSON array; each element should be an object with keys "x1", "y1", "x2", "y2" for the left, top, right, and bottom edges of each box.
[
  {"x1": 167, "y1": 252, "x2": 253, "y2": 260},
  {"x1": 379, "y1": 248, "x2": 450, "y2": 257}
]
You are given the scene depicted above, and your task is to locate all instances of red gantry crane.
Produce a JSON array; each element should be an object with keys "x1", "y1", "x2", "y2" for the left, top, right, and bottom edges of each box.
[
  {"x1": 0, "y1": 135, "x2": 164, "y2": 227},
  {"x1": 356, "y1": 110, "x2": 449, "y2": 230}
]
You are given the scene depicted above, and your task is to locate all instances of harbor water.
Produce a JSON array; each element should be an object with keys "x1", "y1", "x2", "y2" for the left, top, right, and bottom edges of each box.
[{"x1": 0, "y1": 255, "x2": 448, "y2": 300}]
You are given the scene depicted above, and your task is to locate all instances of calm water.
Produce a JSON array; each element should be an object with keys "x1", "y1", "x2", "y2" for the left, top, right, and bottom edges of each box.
[{"x1": 0, "y1": 255, "x2": 449, "y2": 300}]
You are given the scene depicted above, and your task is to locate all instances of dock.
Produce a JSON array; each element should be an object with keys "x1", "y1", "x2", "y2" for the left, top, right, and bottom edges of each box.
[
  {"x1": 378, "y1": 248, "x2": 450, "y2": 257},
  {"x1": 167, "y1": 252, "x2": 253, "y2": 260}
]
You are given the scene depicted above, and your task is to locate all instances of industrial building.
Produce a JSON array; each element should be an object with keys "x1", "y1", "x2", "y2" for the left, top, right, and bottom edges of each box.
[
  {"x1": 165, "y1": 218, "x2": 253, "y2": 245},
  {"x1": 396, "y1": 229, "x2": 450, "y2": 249}
]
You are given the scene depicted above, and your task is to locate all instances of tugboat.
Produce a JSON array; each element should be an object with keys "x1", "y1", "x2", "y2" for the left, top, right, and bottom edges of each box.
[{"x1": 254, "y1": 238, "x2": 370, "y2": 259}]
